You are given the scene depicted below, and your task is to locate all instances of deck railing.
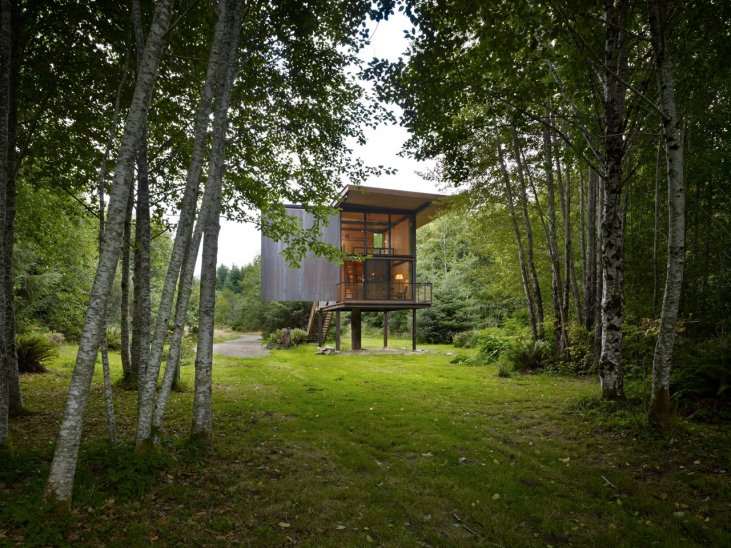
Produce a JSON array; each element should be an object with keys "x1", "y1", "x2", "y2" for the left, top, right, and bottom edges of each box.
[{"x1": 336, "y1": 282, "x2": 432, "y2": 304}]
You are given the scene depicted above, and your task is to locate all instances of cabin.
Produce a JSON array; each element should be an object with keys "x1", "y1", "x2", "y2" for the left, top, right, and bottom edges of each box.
[{"x1": 261, "y1": 185, "x2": 445, "y2": 350}]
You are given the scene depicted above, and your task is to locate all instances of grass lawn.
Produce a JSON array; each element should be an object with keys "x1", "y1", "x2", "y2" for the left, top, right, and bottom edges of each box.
[{"x1": 2, "y1": 336, "x2": 730, "y2": 546}]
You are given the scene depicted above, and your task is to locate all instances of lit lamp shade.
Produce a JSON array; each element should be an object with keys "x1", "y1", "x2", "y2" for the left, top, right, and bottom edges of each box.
[{"x1": 395, "y1": 274, "x2": 404, "y2": 280}]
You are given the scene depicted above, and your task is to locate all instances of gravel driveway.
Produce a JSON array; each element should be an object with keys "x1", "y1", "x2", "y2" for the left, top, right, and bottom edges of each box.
[{"x1": 212, "y1": 333, "x2": 269, "y2": 358}]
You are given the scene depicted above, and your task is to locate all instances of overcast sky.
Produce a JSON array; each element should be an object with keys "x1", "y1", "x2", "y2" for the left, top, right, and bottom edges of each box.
[{"x1": 211, "y1": 13, "x2": 442, "y2": 271}]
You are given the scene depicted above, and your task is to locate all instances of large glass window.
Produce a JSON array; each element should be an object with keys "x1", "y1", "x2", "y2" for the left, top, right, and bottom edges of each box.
[
  {"x1": 390, "y1": 214, "x2": 413, "y2": 256},
  {"x1": 365, "y1": 213, "x2": 391, "y2": 255},
  {"x1": 341, "y1": 211, "x2": 364, "y2": 254}
]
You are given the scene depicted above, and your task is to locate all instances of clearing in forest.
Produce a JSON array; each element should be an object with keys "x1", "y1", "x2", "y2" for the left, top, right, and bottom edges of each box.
[{"x1": 3, "y1": 337, "x2": 730, "y2": 546}]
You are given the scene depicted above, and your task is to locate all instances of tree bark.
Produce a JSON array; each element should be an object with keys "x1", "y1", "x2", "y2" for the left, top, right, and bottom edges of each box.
[
  {"x1": 653, "y1": 138, "x2": 661, "y2": 315},
  {"x1": 45, "y1": 0, "x2": 173, "y2": 501},
  {"x1": 584, "y1": 168, "x2": 598, "y2": 331},
  {"x1": 131, "y1": 0, "x2": 152, "y2": 387},
  {"x1": 598, "y1": 0, "x2": 629, "y2": 399},
  {"x1": 647, "y1": 0, "x2": 685, "y2": 431},
  {"x1": 153, "y1": 219, "x2": 203, "y2": 435},
  {"x1": 120, "y1": 186, "x2": 134, "y2": 382},
  {"x1": 136, "y1": 0, "x2": 232, "y2": 446},
  {"x1": 95, "y1": 56, "x2": 128, "y2": 445},
  {"x1": 192, "y1": 0, "x2": 243, "y2": 441},
  {"x1": 510, "y1": 126, "x2": 544, "y2": 339},
  {"x1": 0, "y1": 0, "x2": 11, "y2": 447},
  {"x1": 497, "y1": 139, "x2": 537, "y2": 340},
  {"x1": 4, "y1": 0, "x2": 20, "y2": 415},
  {"x1": 542, "y1": 125, "x2": 567, "y2": 356}
]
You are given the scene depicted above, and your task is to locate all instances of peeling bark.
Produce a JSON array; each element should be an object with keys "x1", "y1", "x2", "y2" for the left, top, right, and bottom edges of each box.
[
  {"x1": 45, "y1": 0, "x2": 173, "y2": 501},
  {"x1": 647, "y1": 0, "x2": 685, "y2": 431}
]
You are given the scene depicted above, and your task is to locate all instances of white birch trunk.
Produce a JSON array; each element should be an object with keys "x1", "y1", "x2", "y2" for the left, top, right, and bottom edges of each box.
[
  {"x1": 542, "y1": 125, "x2": 567, "y2": 355},
  {"x1": 131, "y1": 0, "x2": 152, "y2": 387},
  {"x1": 45, "y1": 0, "x2": 173, "y2": 501},
  {"x1": 598, "y1": 0, "x2": 628, "y2": 399},
  {"x1": 511, "y1": 127, "x2": 544, "y2": 339},
  {"x1": 136, "y1": 0, "x2": 232, "y2": 446},
  {"x1": 192, "y1": 0, "x2": 243, "y2": 440},
  {"x1": 497, "y1": 140, "x2": 537, "y2": 340},
  {"x1": 153, "y1": 219, "x2": 203, "y2": 434},
  {"x1": 647, "y1": 0, "x2": 685, "y2": 430}
]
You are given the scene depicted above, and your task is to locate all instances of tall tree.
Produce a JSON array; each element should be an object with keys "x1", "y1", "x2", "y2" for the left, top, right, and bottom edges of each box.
[
  {"x1": 192, "y1": 0, "x2": 243, "y2": 441},
  {"x1": 45, "y1": 0, "x2": 174, "y2": 502},
  {"x1": 647, "y1": 0, "x2": 685, "y2": 430},
  {"x1": 0, "y1": 0, "x2": 11, "y2": 447}
]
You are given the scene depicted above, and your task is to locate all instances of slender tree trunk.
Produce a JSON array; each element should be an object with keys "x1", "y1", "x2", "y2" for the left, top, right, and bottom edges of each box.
[
  {"x1": 131, "y1": 0, "x2": 152, "y2": 387},
  {"x1": 45, "y1": 0, "x2": 173, "y2": 501},
  {"x1": 653, "y1": 138, "x2": 661, "y2": 315},
  {"x1": 647, "y1": 0, "x2": 685, "y2": 431},
  {"x1": 584, "y1": 168, "x2": 598, "y2": 331},
  {"x1": 136, "y1": 0, "x2": 232, "y2": 447},
  {"x1": 593, "y1": 177, "x2": 604, "y2": 370},
  {"x1": 542, "y1": 125, "x2": 566, "y2": 355},
  {"x1": 153, "y1": 199, "x2": 204, "y2": 436},
  {"x1": 0, "y1": 0, "x2": 10, "y2": 447},
  {"x1": 598, "y1": 0, "x2": 629, "y2": 399},
  {"x1": 121, "y1": 187, "x2": 134, "y2": 382},
  {"x1": 4, "y1": 0, "x2": 20, "y2": 415},
  {"x1": 94, "y1": 55, "x2": 128, "y2": 445},
  {"x1": 192, "y1": 0, "x2": 243, "y2": 440},
  {"x1": 497, "y1": 139, "x2": 537, "y2": 340},
  {"x1": 564, "y1": 166, "x2": 583, "y2": 326},
  {"x1": 511, "y1": 126, "x2": 544, "y2": 339}
]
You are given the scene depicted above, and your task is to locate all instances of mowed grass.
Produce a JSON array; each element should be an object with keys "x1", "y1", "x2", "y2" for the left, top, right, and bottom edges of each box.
[{"x1": 2, "y1": 337, "x2": 731, "y2": 546}]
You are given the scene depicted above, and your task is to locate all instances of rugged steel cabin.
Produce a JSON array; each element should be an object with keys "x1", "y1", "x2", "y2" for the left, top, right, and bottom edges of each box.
[{"x1": 261, "y1": 185, "x2": 445, "y2": 350}]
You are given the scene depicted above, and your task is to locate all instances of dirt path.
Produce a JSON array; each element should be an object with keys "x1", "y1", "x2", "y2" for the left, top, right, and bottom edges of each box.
[{"x1": 212, "y1": 333, "x2": 269, "y2": 358}]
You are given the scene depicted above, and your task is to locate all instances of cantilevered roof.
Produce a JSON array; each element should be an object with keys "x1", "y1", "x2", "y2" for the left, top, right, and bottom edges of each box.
[{"x1": 337, "y1": 185, "x2": 447, "y2": 228}]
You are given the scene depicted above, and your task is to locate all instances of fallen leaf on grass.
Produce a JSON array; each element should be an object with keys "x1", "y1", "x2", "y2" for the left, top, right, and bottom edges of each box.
[{"x1": 279, "y1": 522, "x2": 291, "y2": 528}]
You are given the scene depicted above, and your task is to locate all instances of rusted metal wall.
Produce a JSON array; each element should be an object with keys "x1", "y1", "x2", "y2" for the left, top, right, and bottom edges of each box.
[{"x1": 261, "y1": 208, "x2": 340, "y2": 301}]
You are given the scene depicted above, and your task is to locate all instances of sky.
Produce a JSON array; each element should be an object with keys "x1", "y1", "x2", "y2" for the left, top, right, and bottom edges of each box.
[{"x1": 211, "y1": 13, "x2": 443, "y2": 271}]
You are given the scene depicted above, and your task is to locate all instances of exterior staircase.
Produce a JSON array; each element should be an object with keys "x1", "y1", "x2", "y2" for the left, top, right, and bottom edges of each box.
[{"x1": 306, "y1": 301, "x2": 334, "y2": 344}]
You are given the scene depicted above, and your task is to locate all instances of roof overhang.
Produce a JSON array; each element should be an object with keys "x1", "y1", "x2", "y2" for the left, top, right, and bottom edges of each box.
[{"x1": 336, "y1": 185, "x2": 448, "y2": 228}]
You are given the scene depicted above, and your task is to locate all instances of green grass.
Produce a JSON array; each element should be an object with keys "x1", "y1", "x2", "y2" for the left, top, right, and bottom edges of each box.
[{"x1": 2, "y1": 340, "x2": 730, "y2": 546}]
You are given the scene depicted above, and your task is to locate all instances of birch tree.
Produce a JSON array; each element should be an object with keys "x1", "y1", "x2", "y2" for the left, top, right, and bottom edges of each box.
[
  {"x1": 647, "y1": 0, "x2": 685, "y2": 430},
  {"x1": 135, "y1": 0, "x2": 232, "y2": 447},
  {"x1": 192, "y1": 0, "x2": 244, "y2": 440},
  {"x1": 45, "y1": 0, "x2": 174, "y2": 502}
]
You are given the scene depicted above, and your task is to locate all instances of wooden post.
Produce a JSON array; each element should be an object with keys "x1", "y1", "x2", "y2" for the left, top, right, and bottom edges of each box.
[
  {"x1": 317, "y1": 310, "x2": 323, "y2": 346},
  {"x1": 351, "y1": 309, "x2": 361, "y2": 351},
  {"x1": 383, "y1": 311, "x2": 389, "y2": 348},
  {"x1": 412, "y1": 308, "x2": 417, "y2": 351},
  {"x1": 335, "y1": 310, "x2": 341, "y2": 351}
]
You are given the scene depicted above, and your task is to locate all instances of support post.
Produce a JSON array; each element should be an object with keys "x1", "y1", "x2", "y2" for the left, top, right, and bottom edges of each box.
[
  {"x1": 351, "y1": 309, "x2": 361, "y2": 351},
  {"x1": 317, "y1": 310, "x2": 323, "y2": 346},
  {"x1": 383, "y1": 311, "x2": 389, "y2": 348},
  {"x1": 412, "y1": 308, "x2": 417, "y2": 351},
  {"x1": 335, "y1": 310, "x2": 341, "y2": 351}
]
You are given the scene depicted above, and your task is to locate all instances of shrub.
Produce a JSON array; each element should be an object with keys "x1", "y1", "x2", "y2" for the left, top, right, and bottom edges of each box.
[
  {"x1": 507, "y1": 339, "x2": 547, "y2": 372},
  {"x1": 476, "y1": 331, "x2": 511, "y2": 363},
  {"x1": 266, "y1": 328, "x2": 308, "y2": 349},
  {"x1": 16, "y1": 333, "x2": 57, "y2": 373},
  {"x1": 291, "y1": 328, "x2": 309, "y2": 346},
  {"x1": 452, "y1": 330, "x2": 478, "y2": 348},
  {"x1": 46, "y1": 332, "x2": 65, "y2": 347},
  {"x1": 497, "y1": 362, "x2": 511, "y2": 378}
]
